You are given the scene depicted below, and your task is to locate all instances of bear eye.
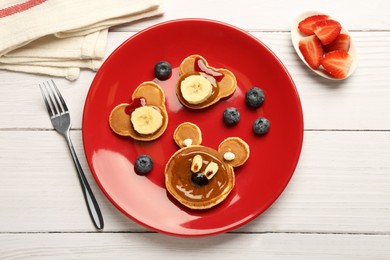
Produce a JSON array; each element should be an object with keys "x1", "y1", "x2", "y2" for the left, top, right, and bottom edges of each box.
[
  {"x1": 191, "y1": 155, "x2": 203, "y2": 173},
  {"x1": 204, "y1": 162, "x2": 219, "y2": 180}
]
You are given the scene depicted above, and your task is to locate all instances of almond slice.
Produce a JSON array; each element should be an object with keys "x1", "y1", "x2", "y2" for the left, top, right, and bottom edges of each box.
[
  {"x1": 191, "y1": 155, "x2": 203, "y2": 173},
  {"x1": 204, "y1": 162, "x2": 219, "y2": 180}
]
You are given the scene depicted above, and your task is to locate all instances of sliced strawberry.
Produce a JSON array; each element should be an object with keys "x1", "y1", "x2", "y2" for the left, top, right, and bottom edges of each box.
[
  {"x1": 323, "y1": 33, "x2": 350, "y2": 52},
  {"x1": 321, "y1": 50, "x2": 353, "y2": 79},
  {"x1": 299, "y1": 35, "x2": 324, "y2": 69},
  {"x1": 298, "y1": 14, "x2": 330, "y2": 35},
  {"x1": 313, "y1": 20, "x2": 342, "y2": 45}
]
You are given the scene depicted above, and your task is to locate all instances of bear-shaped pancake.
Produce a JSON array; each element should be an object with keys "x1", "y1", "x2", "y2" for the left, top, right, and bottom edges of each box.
[
  {"x1": 176, "y1": 55, "x2": 237, "y2": 109},
  {"x1": 109, "y1": 81, "x2": 168, "y2": 141},
  {"x1": 165, "y1": 122, "x2": 250, "y2": 209}
]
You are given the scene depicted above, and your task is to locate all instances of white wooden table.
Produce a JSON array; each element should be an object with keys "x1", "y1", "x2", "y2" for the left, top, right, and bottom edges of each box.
[{"x1": 1, "y1": 1, "x2": 390, "y2": 259}]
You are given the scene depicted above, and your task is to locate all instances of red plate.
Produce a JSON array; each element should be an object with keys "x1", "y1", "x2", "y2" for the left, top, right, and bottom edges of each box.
[{"x1": 82, "y1": 19, "x2": 303, "y2": 237}]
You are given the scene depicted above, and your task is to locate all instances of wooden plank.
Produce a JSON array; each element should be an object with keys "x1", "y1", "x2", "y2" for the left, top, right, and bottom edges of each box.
[
  {"x1": 114, "y1": 0, "x2": 390, "y2": 31},
  {"x1": 0, "y1": 233, "x2": 389, "y2": 259},
  {"x1": 0, "y1": 130, "x2": 389, "y2": 233},
  {"x1": 0, "y1": 32, "x2": 389, "y2": 130}
]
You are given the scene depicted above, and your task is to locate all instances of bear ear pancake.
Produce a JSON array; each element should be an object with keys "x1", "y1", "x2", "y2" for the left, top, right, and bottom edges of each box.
[
  {"x1": 217, "y1": 69, "x2": 236, "y2": 98},
  {"x1": 173, "y1": 122, "x2": 202, "y2": 148},
  {"x1": 132, "y1": 81, "x2": 165, "y2": 106},
  {"x1": 109, "y1": 104, "x2": 132, "y2": 136},
  {"x1": 218, "y1": 137, "x2": 250, "y2": 167},
  {"x1": 179, "y1": 55, "x2": 198, "y2": 75}
]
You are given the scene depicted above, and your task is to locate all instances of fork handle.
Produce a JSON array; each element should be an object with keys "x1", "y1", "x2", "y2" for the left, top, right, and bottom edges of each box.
[{"x1": 65, "y1": 135, "x2": 104, "y2": 231}]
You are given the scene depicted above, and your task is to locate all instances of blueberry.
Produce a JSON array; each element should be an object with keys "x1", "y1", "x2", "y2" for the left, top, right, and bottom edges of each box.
[
  {"x1": 245, "y1": 87, "x2": 265, "y2": 109},
  {"x1": 154, "y1": 61, "x2": 172, "y2": 80},
  {"x1": 135, "y1": 155, "x2": 153, "y2": 175},
  {"x1": 223, "y1": 107, "x2": 240, "y2": 126},
  {"x1": 253, "y1": 117, "x2": 270, "y2": 135},
  {"x1": 191, "y1": 172, "x2": 209, "y2": 187}
]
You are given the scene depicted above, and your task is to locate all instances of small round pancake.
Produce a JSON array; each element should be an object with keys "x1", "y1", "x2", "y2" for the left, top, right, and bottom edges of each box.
[
  {"x1": 218, "y1": 137, "x2": 250, "y2": 167},
  {"x1": 109, "y1": 104, "x2": 132, "y2": 136},
  {"x1": 173, "y1": 122, "x2": 202, "y2": 148}
]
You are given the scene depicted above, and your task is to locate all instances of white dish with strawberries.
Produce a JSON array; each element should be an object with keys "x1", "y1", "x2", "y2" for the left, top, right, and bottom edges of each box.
[{"x1": 291, "y1": 11, "x2": 358, "y2": 80}]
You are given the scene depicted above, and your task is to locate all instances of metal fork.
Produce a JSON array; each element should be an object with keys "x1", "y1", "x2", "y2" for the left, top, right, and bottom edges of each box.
[{"x1": 39, "y1": 80, "x2": 104, "y2": 231}]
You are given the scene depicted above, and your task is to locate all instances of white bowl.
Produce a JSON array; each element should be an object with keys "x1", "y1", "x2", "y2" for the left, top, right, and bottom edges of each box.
[{"x1": 291, "y1": 11, "x2": 358, "y2": 80}]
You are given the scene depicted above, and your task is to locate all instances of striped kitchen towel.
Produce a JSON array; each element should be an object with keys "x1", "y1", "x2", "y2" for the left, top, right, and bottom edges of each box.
[{"x1": 0, "y1": 0, "x2": 163, "y2": 80}]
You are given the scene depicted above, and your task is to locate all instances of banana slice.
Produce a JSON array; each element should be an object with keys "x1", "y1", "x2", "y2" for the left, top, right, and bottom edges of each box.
[
  {"x1": 180, "y1": 75, "x2": 213, "y2": 104},
  {"x1": 130, "y1": 106, "x2": 163, "y2": 135}
]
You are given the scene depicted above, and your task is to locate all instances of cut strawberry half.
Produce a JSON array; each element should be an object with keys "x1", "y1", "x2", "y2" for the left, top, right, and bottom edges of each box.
[
  {"x1": 321, "y1": 50, "x2": 353, "y2": 79},
  {"x1": 313, "y1": 19, "x2": 342, "y2": 45},
  {"x1": 298, "y1": 14, "x2": 330, "y2": 35},
  {"x1": 299, "y1": 35, "x2": 324, "y2": 69},
  {"x1": 323, "y1": 33, "x2": 351, "y2": 52}
]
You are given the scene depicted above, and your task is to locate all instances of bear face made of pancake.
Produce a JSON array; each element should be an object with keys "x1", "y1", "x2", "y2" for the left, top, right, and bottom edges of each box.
[
  {"x1": 165, "y1": 122, "x2": 250, "y2": 210},
  {"x1": 109, "y1": 81, "x2": 168, "y2": 141},
  {"x1": 176, "y1": 55, "x2": 237, "y2": 109}
]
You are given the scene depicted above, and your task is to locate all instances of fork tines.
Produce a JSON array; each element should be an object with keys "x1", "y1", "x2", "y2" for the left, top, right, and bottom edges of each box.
[{"x1": 39, "y1": 80, "x2": 69, "y2": 118}]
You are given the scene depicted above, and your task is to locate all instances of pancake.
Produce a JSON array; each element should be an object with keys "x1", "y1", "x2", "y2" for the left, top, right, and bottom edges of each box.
[
  {"x1": 109, "y1": 81, "x2": 168, "y2": 141},
  {"x1": 176, "y1": 55, "x2": 237, "y2": 109},
  {"x1": 165, "y1": 122, "x2": 250, "y2": 210}
]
